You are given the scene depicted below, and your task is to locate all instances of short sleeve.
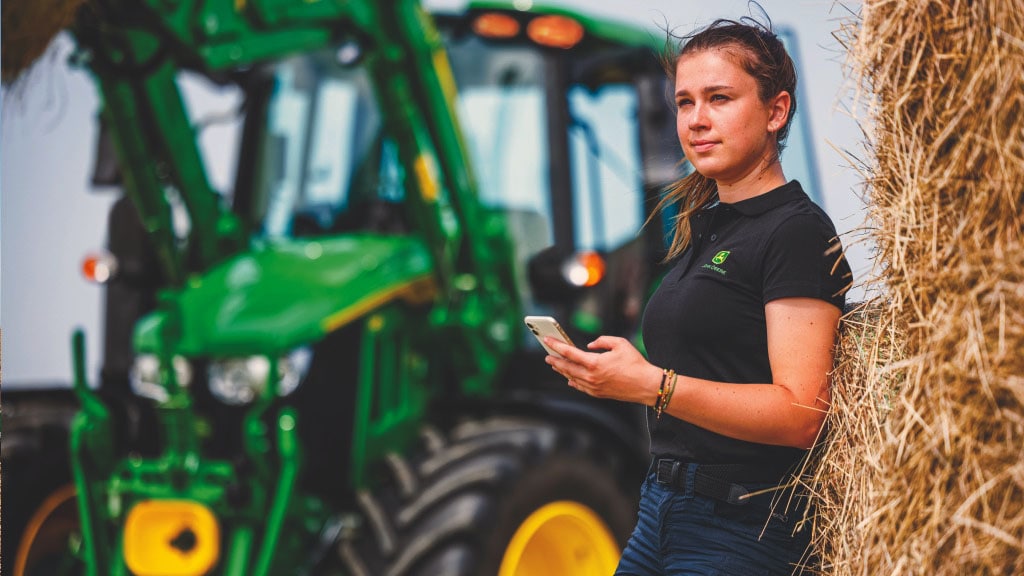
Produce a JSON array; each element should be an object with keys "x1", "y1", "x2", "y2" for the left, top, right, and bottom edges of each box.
[{"x1": 761, "y1": 212, "x2": 851, "y2": 309}]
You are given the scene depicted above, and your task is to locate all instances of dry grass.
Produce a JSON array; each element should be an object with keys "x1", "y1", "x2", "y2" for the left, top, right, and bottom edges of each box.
[
  {"x1": 1, "y1": 0, "x2": 85, "y2": 84},
  {"x1": 796, "y1": 1, "x2": 1024, "y2": 574}
]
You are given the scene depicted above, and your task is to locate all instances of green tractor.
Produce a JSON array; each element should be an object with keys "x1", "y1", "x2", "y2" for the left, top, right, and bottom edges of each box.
[
  {"x1": 2, "y1": 0, "x2": 827, "y2": 573},
  {"x1": 4, "y1": 0, "x2": 688, "y2": 574}
]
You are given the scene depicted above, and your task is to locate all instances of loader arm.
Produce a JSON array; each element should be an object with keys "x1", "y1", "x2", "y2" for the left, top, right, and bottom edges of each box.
[{"x1": 70, "y1": 0, "x2": 518, "y2": 386}]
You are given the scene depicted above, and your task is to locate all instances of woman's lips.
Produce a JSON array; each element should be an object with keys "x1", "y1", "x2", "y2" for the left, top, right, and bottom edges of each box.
[{"x1": 690, "y1": 140, "x2": 717, "y2": 153}]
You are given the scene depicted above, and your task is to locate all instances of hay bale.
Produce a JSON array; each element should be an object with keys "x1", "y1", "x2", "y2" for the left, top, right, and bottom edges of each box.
[
  {"x1": 805, "y1": 1, "x2": 1024, "y2": 573},
  {"x1": 2, "y1": 0, "x2": 86, "y2": 84}
]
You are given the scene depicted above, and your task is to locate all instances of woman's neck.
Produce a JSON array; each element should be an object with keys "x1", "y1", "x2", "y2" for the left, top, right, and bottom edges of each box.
[{"x1": 715, "y1": 158, "x2": 788, "y2": 204}]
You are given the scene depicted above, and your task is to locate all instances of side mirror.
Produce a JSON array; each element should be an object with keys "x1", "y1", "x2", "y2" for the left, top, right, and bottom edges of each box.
[{"x1": 527, "y1": 246, "x2": 606, "y2": 303}]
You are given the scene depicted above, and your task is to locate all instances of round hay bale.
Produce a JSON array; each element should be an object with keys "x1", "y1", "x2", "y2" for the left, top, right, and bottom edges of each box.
[{"x1": 806, "y1": 1, "x2": 1024, "y2": 574}]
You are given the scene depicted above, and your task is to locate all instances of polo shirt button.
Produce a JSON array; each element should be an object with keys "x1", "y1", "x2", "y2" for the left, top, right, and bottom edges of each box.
[{"x1": 710, "y1": 234, "x2": 718, "y2": 241}]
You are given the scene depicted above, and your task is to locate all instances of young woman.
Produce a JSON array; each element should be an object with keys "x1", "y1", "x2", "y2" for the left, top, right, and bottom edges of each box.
[{"x1": 543, "y1": 17, "x2": 852, "y2": 575}]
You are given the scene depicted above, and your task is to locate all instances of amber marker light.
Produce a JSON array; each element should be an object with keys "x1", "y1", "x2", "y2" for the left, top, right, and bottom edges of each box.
[
  {"x1": 473, "y1": 12, "x2": 521, "y2": 39},
  {"x1": 527, "y1": 15, "x2": 584, "y2": 49},
  {"x1": 562, "y1": 251, "x2": 606, "y2": 288},
  {"x1": 82, "y1": 251, "x2": 119, "y2": 284}
]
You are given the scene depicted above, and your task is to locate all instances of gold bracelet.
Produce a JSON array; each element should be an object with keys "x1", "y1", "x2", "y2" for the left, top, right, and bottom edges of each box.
[
  {"x1": 656, "y1": 369, "x2": 675, "y2": 419},
  {"x1": 654, "y1": 368, "x2": 668, "y2": 408},
  {"x1": 662, "y1": 371, "x2": 678, "y2": 415}
]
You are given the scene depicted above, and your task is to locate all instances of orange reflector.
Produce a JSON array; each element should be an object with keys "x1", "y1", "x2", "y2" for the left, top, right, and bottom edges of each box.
[
  {"x1": 123, "y1": 500, "x2": 220, "y2": 576},
  {"x1": 576, "y1": 251, "x2": 605, "y2": 287},
  {"x1": 473, "y1": 13, "x2": 521, "y2": 39},
  {"x1": 563, "y1": 251, "x2": 605, "y2": 288},
  {"x1": 527, "y1": 15, "x2": 584, "y2": 49},
  {"x1": 82, "y1": 251, "x2": 119, "y2": 284}
]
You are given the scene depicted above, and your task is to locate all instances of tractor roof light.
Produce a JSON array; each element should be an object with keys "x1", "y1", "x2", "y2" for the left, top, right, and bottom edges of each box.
[
  {"x1": 527, "y1": 15, "x2": 584, "y2": 49},
  {"x1": 472, "y1": 12, "x2": 521, "y2": 39}
]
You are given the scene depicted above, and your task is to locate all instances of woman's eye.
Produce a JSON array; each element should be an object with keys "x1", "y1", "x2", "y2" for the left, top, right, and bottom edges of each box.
[
  {"x1": 711, "y1": 94, "x2": 728, "y2": 102},
  {"x1": 676, "y1": 99, "x2": 692, "y2": 108}
]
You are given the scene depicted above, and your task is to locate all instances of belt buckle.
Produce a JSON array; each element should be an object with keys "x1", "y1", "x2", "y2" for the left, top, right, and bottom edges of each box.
[{"x1": 655, "y1": 459, "x2": 683, "y2": 487}]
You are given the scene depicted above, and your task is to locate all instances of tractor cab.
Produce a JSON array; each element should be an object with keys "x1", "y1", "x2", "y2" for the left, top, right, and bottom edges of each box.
[{"x1": 233, "y1": 5, "x2": 683, "y2": 352}]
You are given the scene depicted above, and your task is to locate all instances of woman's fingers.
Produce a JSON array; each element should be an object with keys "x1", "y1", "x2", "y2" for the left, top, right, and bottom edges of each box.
[
  {"x1": 587, "y1": 335, "x2": 622, "y2": 351},
  {"x1": 544, "y1": 337, "x2": 588, "y2": 366}
]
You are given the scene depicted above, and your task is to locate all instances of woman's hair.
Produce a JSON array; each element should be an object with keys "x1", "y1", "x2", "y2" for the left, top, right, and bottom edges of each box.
[{"x1": 655, "y1": 15, "x2": 798, "y2": 260}]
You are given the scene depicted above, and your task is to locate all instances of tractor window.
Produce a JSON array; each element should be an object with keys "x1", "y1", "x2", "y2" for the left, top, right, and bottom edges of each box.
[
  {"x1": 457, "y1": 86, "x2": 548, "y2": 216},
  {"x1": 568, "y1": 84, "x2": 644, "y2": 251},
  {"x1": 176, "y1": 71, "x2": 244, "y2": 202},
  {"x1": 254, "y1": 53, "x2": 387, "y2": 238},
  {"x1": 446, "y1": 37, "x2": 552, "y2": 247}
]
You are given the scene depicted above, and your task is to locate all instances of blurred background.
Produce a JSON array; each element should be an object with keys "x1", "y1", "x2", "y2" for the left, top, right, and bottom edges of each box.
[{"x1": 1, "y1": 0, "x2": 866, "y2": 388}]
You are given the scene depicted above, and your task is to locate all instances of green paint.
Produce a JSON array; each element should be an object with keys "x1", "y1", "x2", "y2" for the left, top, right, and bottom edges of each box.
[{"x1": 134, "y1": 235, "x2": 434, "y2": 357}]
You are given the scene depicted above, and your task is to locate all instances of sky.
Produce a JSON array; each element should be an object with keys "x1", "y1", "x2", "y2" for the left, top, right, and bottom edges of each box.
[{"x1": 0, "y1": 0, "x2": 868, "y2": 386}]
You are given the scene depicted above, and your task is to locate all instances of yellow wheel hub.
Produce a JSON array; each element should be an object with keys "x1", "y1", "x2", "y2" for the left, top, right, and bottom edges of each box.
[{"x1": 498, "y1": 501, "x2": 620, "y2": 576}]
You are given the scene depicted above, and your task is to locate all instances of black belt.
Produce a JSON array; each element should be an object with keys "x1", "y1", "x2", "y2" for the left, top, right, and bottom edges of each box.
[{"x1": 654, "y1": 458, "x2": 785, "y2": 506}]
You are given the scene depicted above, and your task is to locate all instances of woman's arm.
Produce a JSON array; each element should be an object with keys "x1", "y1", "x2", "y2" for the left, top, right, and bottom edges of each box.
[{"x1": 544, "y1": 297, "x2": 840, "y2": 450}]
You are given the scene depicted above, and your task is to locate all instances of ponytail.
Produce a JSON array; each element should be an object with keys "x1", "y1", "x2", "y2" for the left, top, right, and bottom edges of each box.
[{"x1": 650, "y1": 170, "x2": 717, "y2": 261}]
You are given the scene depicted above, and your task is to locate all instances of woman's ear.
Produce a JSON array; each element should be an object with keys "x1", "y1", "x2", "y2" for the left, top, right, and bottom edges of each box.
[{"x1": 767, "y1": 91, "x2": 791, "y2": 133}]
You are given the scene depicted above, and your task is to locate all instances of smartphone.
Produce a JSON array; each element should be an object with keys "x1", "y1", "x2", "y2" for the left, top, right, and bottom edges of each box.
[{"x1": 524, "y1": 316, "x2": 576, "y2": 358}]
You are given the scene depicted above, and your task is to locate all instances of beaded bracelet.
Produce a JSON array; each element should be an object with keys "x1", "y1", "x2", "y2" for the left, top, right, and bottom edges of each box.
[
  {"x1": 659, "y1": 371, "x2": 677, "y2": 419},
  {"x1": 654, "y1": 368, "x2": 667, "y2": 408},
  {"x1": 655, "y1": 369, "x2": 676, "y2": 419}
]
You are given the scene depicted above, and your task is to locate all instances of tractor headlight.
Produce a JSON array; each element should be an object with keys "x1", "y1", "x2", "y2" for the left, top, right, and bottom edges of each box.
[
  {"x1": 208, "y1": 357, "x2": 270, "y2": 406},
  {"x1": 129, "y1": 354, "x2": 192, "y2": 403},
  {"x1": 278, "y1": 347, "x2": 312, "y2": 397},
  {"x1": 130, "y1": 354, "x2": 166, "y2": 402},
  {"x1": 208, "y1": 348, "x2": 311, "y2": 405}
]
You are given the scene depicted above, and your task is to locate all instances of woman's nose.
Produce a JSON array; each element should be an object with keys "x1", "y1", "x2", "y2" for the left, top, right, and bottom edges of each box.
[{"x1": 687, "y1": 103, "x2": 709, "y2": 129}]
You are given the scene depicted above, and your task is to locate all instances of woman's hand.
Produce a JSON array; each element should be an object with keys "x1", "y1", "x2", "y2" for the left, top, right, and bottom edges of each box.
[{"x1": 543, "y1": 336, "x2": 663, "y2": 406}]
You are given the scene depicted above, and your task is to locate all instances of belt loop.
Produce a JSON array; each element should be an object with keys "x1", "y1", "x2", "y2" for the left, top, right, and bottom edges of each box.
[{"x1": 670, "y1": 460, "x2": 683, "y2": 487}]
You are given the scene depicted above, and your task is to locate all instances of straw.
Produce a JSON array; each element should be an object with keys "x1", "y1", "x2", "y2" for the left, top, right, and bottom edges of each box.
[{"x1": 795, "y1": 1, "x2": 1024, "y2": 573}]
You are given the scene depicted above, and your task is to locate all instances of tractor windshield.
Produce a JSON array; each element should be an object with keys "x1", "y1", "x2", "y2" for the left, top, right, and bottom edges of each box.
[
  {"x1": 447, "y1": 38, "x2": 549, "y2": 215},
  {"x1": 249, "y1": 40, "x2": 552, "y2": 241},
  {"x1": 247, "y1": 32, "x2": 649, "y2": 251},
  {"x1": 251, "y1": 52, "x2": 398, "y2": 238}
]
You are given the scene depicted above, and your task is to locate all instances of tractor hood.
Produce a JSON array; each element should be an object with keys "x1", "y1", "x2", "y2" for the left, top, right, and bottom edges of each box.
[{"x1": 135, "y1": 235, "x2": 435, "y2": 357}]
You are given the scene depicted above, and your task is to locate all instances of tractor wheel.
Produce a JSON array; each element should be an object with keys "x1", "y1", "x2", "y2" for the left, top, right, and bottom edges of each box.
[
  {"x1": 1, "y1": 398, "x2": 82, "y2": 576},
  {"x1": 339, "y1": 416, "x2": 637, "y2": 576},
  {"x1": 11, "y1": 484, "x2": 84, "y2": 576}
]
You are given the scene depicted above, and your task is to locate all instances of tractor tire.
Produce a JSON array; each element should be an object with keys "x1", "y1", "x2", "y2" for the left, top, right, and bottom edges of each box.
[
  {"x1": 339, "y1": 415, "x2": 638, "y2": 576},
  {"x1": 8, "y1": 484, "x2": 84, "y2": 576},
  {"x1": 1, "y1": 392, "x2": 82, "y2": 576}
]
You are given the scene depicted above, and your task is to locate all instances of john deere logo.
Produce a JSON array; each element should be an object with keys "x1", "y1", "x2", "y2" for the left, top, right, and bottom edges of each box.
[{"x1": 712, "y1": 251, "x2": 731, "y2": 265}]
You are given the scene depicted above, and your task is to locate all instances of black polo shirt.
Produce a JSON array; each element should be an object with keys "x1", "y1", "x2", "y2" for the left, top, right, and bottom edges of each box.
[{"x1": 641, "y1": 180, "x2": 852, "y2": 474}]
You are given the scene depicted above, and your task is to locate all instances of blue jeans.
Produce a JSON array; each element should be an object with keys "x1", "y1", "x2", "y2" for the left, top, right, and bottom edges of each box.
[{"x1": 615, "y1": 463, "x2": 813, "y2": 576}]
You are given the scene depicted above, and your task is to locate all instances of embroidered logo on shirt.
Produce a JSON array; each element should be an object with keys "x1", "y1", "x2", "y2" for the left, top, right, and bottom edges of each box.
[{"x1": 702, "y1": 250, "x2": 730, "y2": 275}]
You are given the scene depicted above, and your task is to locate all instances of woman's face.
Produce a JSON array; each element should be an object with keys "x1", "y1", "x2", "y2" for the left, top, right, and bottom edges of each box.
[{"x1": 674, "y1": 48, "x2": 788, "y2": 186}]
